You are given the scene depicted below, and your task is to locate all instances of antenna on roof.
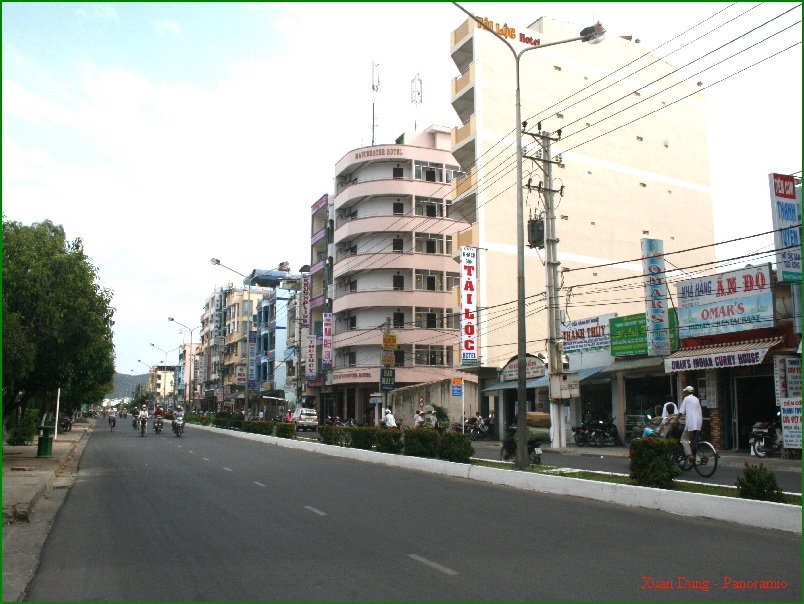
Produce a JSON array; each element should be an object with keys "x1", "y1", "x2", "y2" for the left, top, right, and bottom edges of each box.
[
  {"x1": 371, "y1": 62, "x2": 380, "y2": 145},
  {"x1": 411, "y1": 73, "x2": 422, "y2": 131}
]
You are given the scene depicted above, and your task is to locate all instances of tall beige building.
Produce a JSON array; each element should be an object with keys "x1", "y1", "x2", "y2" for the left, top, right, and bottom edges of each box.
[{"x1": 449, "y1": 15, "x2": 716, "y2": 427}]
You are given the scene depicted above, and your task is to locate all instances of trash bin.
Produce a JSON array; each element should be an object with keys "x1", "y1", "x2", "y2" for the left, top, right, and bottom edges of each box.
[{"x1": 37, "y1": 425, "x2": 54, "y2": 458}]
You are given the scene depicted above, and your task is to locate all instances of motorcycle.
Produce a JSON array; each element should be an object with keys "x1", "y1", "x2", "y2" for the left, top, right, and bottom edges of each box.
[
  {"x1": 588, "y1": 417, "x2": 623, "y2": 446},
  {"x1": 571, "y1": 416, "x2": 595, "y2": 447},
  {"x1": 750, "y1": 412, "x2": 784, "y2": 458},
  {"x1": 173, "y1": 416, "x2": 185, "y2": 437},
  {"x1": 139, "y1": 416, "x2": 147, "y2": 437},
  {"x1": 153, "y1": 416, "x2": 164, "y2": 434},
  {"x1": 58, "y1": 416, "x2": 72, "y2": 432},
  {"x1": 500, "y1": 425, "x2": 543, "y2": 465}
]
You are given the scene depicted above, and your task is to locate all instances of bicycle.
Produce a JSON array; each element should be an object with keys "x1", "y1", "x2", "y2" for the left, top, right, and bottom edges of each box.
[{"x1": 672, "y1": 438, "x2": 719, "y2": 478}]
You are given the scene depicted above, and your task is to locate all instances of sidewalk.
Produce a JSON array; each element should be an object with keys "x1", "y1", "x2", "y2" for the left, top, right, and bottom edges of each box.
[
  {"x1": 468, "y1": 439, "x2": 802, "y2": 472},
  {"x1": 2, "y1": 419, "x2": 96, "y2": 524}
]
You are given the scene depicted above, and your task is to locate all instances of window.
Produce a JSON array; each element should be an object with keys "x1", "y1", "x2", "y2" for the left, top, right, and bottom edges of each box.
[
  {"x1": 414, "y1": 160, "x2": 444, "y2": 183},
  {"x1": 393, "y1": 167, "x2": 403, "y2": 179},
  {"x1": 394, "y1": 349, "x2": 405, "y2": 366},
  {"x1": 348, "y1": 351, "x2": 357, "y2": 366},
  {"x1": 446, "y1": 272, "x2": 460, "y2": 291},
  {"x1": 416, "y1": 197, "x2": 443, "y2": 217},
  {"x1": 393, "y1": 202, "x2": 404, "y2": 215},
  {"x1": 348, "y1": 316, "x2": 357, "y2": 330},
  {"x1": 393, "y1": 275, "x2": 405, "y2": 290},
  {"x1": 415, "y1": 269, "x2": 443, "y2": 291},
  {"x1": 393, "y1": 312, "x2": 405, "y2": 328},
  {"x1": 392, "y1": 238, "x2": 404, "y2": 252},
  {"x1": 415, "y1": 307, "x2": 441, "y2": 328},
  {"x1": 349, "y1": 280, "x2": 357, "y2": 292},
  {"x1": 444, "y1": 165, "x2": 460, "y2": 183},
  {"x1": 445, "y1": 308, "x2": 460, "y2": 330},
  {"x1": 415, "y1": 233, "x2": 451, "y2": 254},
  {"x1": 415, "y1": 345, "x2": 445, "y2": 366}
]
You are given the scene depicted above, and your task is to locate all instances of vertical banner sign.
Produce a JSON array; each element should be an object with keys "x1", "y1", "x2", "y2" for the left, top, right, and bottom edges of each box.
[
  {"x1": 248, "y1": 330, "x2": 257, "y2": 390},
  {"x1": 460, "y1": 246, "x2": 478, "y2": 366},
  {"x1": 786, "y1": 358, "x2": 802, "y2": 398},
  {"x1": 640, "y1": 238, "x2": 671, "y2": 356},
  {"x1": 305, "y1": 330, "x2": 317, "y2": 380},
  {"x1": 769, "y1": 173, "x2": 802, "y2": 282},
  {"x1": 781, "y1": 398, "x2": 802, "y2": 449},
  {"x1": 301, "y1": 274, "x2": 311, "y2": 327},
  {"x1": 322, "y1": 313, "x2": 333, "y2": 366}
]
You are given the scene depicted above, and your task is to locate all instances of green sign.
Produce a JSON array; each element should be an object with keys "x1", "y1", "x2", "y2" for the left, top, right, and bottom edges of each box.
[{"x1": 610, "y1": 309, "x2": 678, "y2": 356}]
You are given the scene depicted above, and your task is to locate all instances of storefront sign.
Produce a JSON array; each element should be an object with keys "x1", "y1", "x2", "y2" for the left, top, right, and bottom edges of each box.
[
  {"x1": 474, "y1": 15, "x2": 540, "y2": 46},
  {"x1": 301, "y1": 274, "x2": 311, "y2": 327},
  {"x1": 235, "y1": 365, "x2": 247, "y2": 385},
  {"x1": 780, "y1": 398, "x2": 801, "y2": 449},
  {"x1": 641, "y1": 238, "x2": 671, "y2": 356},
  {"x1": 322, "y1": 313, "x2": 333, "y2": 366},
  {"x1": 610, "y1": 310, "x2": 678, "y2": 356},
  {"x1": 675, "y1": 264, "x2": 774, "y2": 337},
  {"x1": 333, "y1": 370, "x2": 374, "y2": 382},
  {"x1": 664, "y1": 347, "x2": 770, "y2": 373},
  {"x1": 452, "y1": 378, "x2": 463, "y2": 396},
  {"x1": 774, "y1": 356, "x2": 789, "y2": 403},
  {"x1": 561, "y1": 313, "x2": 616, "y2": 353},
  {"x1": 380, "y1": 368, "x2": 395, "y2": 391},
  {"x1": 786, "y1": 357, "x2": 801, "y2": 398},
  {"x1": 501, "y1": 355, "x2": 546, "y2": 381},
  {"x1": 305, "y1": 332, "x2": 317, "y2": 380},
  {"x1": 353, "y1": 147, "x2": 404, "y2": 160},
  {"x1": 769, "y1": 173, "x2": 802, "y2": 282},
  {"x1": 460, "y1": 246, "x2": 479, "y2": 366},
  {"x1": 248, "y1": 330, "x2": 257, "y2": 389}
]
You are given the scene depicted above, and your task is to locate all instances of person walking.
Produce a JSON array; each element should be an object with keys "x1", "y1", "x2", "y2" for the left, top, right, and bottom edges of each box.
[{"x1": 679, "y1": 385, "x2": 702, "y2": 462}]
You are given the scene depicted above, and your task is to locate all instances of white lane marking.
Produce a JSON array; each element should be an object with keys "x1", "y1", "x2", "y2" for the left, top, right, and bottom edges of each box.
[
  {"x1": 304, "y1": 506, "x2": 327, "y2": 516},
  {"x1": 408, "y1": 554, "x2": 459, "y2": 576},
  {"x1": 254, "y1": 481, "x2": 266, "y2": 487},
  {"x1": 202, "y1": 458, "x2": 209, "y2": 461},
  {"x1": 188, "y1": 450, "x2": 193, "y2": 454},
  {"x1": 223, "y1": 467, "x2": 233, "y2": 472}
]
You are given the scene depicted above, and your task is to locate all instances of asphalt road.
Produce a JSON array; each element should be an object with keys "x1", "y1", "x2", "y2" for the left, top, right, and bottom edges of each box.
[{"x1": 24, "y1": 425, "x2": 802, "y2": 602}]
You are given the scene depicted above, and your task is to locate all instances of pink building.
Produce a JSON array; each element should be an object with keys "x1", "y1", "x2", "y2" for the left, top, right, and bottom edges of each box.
[{"x1": 318, "y1": 126, "x2": 473, "y2": 424}]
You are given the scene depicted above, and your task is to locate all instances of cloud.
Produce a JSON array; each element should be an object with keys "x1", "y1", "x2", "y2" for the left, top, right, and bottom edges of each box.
[
  {"x1": 75, "y1": 3, "x2": 120, "y2": 24},
  {"x1": 154, "y1": 20, "x2": 182, "y2": 39}
]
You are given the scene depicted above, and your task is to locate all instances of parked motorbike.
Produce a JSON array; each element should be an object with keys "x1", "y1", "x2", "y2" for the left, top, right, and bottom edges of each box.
[
  {"x1": 571, "y1": 417, "x2": 595, "y2": 447},
  {"x1": 153, "y1": 416, "x2": 164, "y2": 434},
  {"x1": 139, "y1": 416, "x2": 147, "y2": 437},
  {"x1": 588, "y1": 417, "x2": 623, "y2": 446},
  {"x1": 750, "y1": 412, "x2": 784, "y2": 458},
  {"x1": 173, "y1": 416, "x2": 185, "y2": 437},
  {"x1": 58, "y1": 416, "x2": 72, "y2": 432},
  {"x1": 500, "y1": 425, "x2": 543, "y2": 465}
]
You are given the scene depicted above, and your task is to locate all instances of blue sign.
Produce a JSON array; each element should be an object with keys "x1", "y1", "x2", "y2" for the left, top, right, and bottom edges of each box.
[
  {"x1": 380, "y1": 368, "x2": 395, "y2": 391},
  {"x1": 452, "y1": 383, "x2": 463, "y2": 396}
]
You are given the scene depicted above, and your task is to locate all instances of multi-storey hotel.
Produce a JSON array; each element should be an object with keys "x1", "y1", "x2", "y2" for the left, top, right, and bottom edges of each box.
[
  {"x1": 311, "y1": 126, "x2": 474, "y2": 424},
  {"x1": 449, "y1": 15, "x2": 717, "y2": 433}
]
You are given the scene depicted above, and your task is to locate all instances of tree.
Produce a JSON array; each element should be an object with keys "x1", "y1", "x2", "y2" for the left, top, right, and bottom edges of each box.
[{"x1": 2, "y1": 218, "x2": 116, "y2": 427}]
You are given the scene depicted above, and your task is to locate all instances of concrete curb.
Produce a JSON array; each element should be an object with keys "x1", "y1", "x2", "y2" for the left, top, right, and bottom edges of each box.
[{"x1": 190, "y1": 424, "x2": 801, "y2": 534}]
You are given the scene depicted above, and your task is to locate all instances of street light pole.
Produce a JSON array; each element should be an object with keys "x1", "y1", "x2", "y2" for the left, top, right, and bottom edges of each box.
[
  {"x1": 452, "y1": 3, "x2": 605, "y2": 468},
  {"x1": 169, "y1": 317, "x2": 199, "y2": 411}
]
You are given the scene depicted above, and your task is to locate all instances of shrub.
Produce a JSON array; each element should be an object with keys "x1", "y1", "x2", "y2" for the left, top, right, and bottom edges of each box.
[
  {"x1": 375, "y1": 429, "x2": 404, "y2": 454},
  {"x1": 438, "y1": 432, "x2": 474, "y2": 463},
  {"x1": 351, "y1": 427, "x2": 377, "y2": 450},
  {"x1": 319, "y1": 425, "x2": 337, "y2": 445},
  {"x1": 736, "y1": 462, "x2": 785, "y2": 502},
  {"x1": 6, "y1": 408, "x2": 40, "y2": 446},
  {"x1": 403, "y1": 428, "x2": 438, "y2": 458},
  {"x1": 629, "y1": 437, "x2": 679, "y2": 489},
  {"x1": 274, "y1": 422, "x2": 296, "y2": 439}
]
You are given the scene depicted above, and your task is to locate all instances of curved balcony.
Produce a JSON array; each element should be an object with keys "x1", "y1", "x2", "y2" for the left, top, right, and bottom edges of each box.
[
  {"x1": 331, "y1": 365, "x2": 455, "y2": 386},
  {"x1": 330, "y1": 328, "x2": 456, "y2": 348},
  {"x1": 334, "y1": 144, "x2": 456, "y2": 179},
  {"x1": 336, "y1": 215, "x2": 467, "y2": 240},
  {"x1": 332, "y1": 289, "x2": 452, "y2": 314},
  {"x1": 333, "y1": 178, "x2": 454, "y2": 213},
  {"x1": 333, "y1": 251, "x2": 458, "y2": 279}
]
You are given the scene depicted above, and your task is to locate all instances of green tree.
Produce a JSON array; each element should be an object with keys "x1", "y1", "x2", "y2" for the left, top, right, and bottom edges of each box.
[{"x1": 2, "y1": 219, "x2": 116, "y2": 427}]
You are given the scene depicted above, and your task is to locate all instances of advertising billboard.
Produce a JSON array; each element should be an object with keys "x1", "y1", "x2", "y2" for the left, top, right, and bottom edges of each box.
[{"x1": 769, "y1": 173, "x2": 802, "y2": 282}]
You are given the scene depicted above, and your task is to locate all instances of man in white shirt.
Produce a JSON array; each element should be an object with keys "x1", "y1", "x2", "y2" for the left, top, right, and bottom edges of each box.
[
  {"x1": 679, "y1": 385, "x2": 702, "y2": 461},
  {"x1": 384, "y1": 409, "x2": 397, "y2": 429}
]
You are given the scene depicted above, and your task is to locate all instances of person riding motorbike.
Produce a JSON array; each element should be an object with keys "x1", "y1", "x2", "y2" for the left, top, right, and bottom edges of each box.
[
  {"x1": 173, "y1": 406, "x2": 185, "y2": 434},
  {"x1": 383, "y1": 409, "x2": 397, "y2": 429},
  {"x1": 153, "y1": 405, "x2": 164, "y2": 433}
]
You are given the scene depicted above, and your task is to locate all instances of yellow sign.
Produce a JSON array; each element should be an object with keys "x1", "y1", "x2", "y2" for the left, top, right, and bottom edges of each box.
[
  {"x1": 382, "y1": 353, "x2": 396, "y2": 366},
  {"x1": 383, "y1": 334, "x2": 397, "y2": 348},
  {"x1": 452, "y1": 378, "x2": 463, "y2": 386}
]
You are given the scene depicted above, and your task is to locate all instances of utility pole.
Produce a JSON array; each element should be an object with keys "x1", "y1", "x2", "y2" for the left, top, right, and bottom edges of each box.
[
  {"x1": 371, "y1": 62, "x2": 380, "y2": 145},
  {"x1": 525, "y1": 128, "x2": 567, "y2": 448},
  {"x1": 380, "y1": 317, "x2": 396, "y2": 426}
]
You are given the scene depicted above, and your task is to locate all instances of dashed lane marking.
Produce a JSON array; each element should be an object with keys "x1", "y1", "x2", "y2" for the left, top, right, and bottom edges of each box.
[
  {"x1": 408, "y1": 554, "x2": 459, "y2": 576},
  {"x1": 223, "y1": 467, "x2": 233, "y2": 472},
  {"x1": 304, "y1": 506, "x2": 327, "y2": 516},
  {"x1": 254, "y1": 481, "x2": 266, "y2": 487}
]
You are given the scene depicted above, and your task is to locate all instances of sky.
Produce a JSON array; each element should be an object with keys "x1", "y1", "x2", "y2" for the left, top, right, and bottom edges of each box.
[{"x1": 3, "y1": 2, "x2": 801, "y2": 378}]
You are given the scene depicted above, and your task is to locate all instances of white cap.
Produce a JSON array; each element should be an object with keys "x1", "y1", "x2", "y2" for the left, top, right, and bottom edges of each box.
[{"x1": 683, "y1": 386, "x2": 695, "y2": 393}]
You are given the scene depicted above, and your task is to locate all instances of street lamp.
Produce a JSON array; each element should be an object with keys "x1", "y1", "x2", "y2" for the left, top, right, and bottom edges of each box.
[
  {"x1": 168, "y1": 317, "x2": 199, "y2": 411},
  {"x1": 453, "y1": 3, "x2": 605, "y2": 468},
  {"x1": 210, "y1": 257, "x2": 253, "y2": 419}
]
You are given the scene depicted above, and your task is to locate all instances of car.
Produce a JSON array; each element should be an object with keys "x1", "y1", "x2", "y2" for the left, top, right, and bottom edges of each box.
[{"x1": 292, "y1": 408, "x2": 319, "y2": 431}]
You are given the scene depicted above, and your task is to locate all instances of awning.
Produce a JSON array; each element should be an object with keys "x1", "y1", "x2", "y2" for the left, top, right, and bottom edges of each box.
[
  {"x1": 601, "y1": 357, "x2": 665, "y2": 374},
  {"x1": 663, "y1": 337, "x2": 783, "y2": 373},
  {"x1": 483, "y1": 366, "x2": 607, "y2": 392}
]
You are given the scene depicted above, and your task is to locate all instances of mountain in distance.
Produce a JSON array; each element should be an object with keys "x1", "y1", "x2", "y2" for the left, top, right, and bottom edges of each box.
[{"x1": 107, "y1": 372, "x2": 149, "y2": 400}]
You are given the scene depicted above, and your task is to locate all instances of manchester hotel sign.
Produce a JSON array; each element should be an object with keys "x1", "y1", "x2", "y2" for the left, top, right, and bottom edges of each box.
[{"x1": 354, "y1": 147, "x2": 404, "y2": 160}]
